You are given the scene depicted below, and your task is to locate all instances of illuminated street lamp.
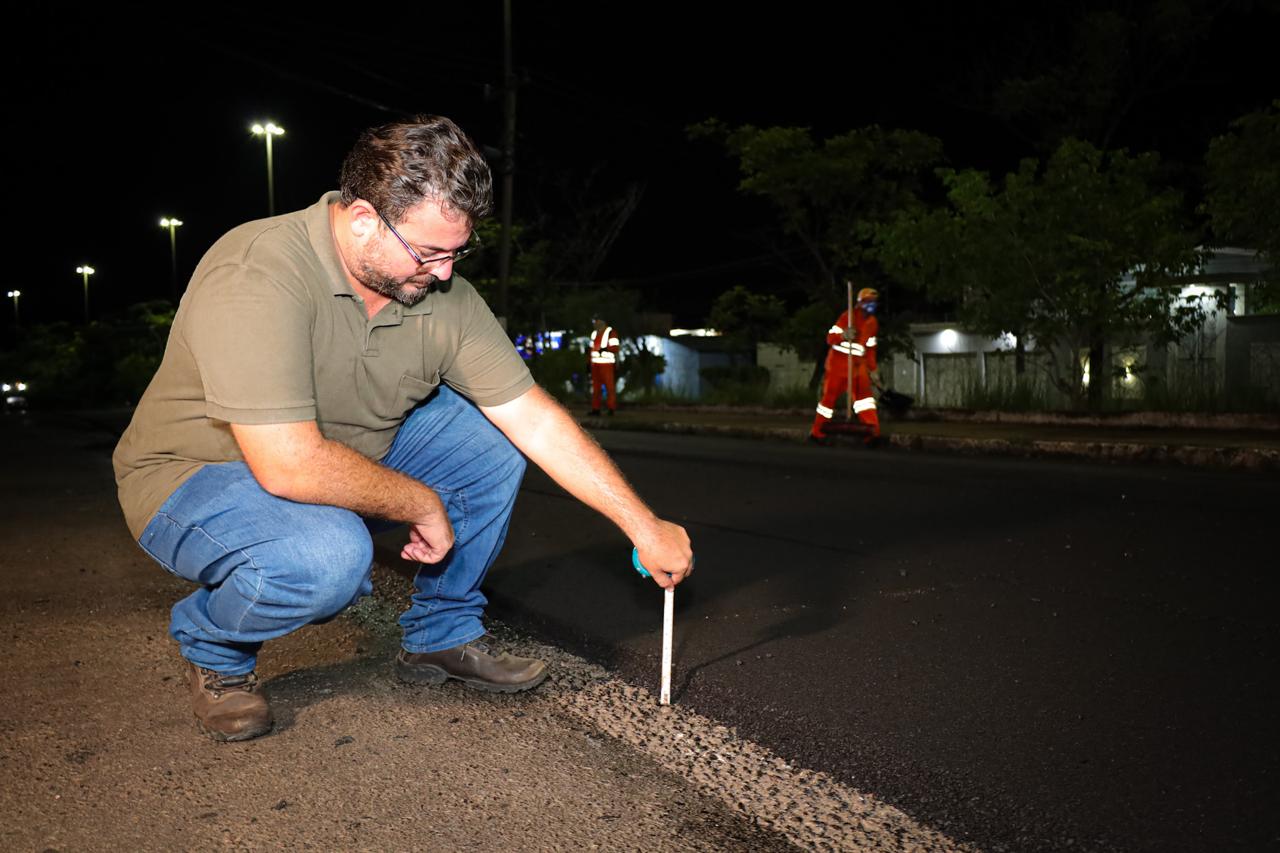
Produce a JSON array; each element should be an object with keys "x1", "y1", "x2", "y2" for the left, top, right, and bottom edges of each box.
[
  {"x1": 76, "y1": 265, "x2": 95, "y2": 321},
  {"x1": 160, "y1": 217, "x2": 183, "y2": 300},
  {"x1": 250, "y1": 122, "x2": 285, "y2": 215},
  {"x1": 6, "y1": 289, "x2": 19, "y2": 324}
]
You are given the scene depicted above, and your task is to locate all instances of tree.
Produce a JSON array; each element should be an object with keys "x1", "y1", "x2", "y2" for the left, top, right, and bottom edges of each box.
[
  {"x1": 879, "y1": 139, "x2": 1207, "y2": 410},
  {"x1": 466, "y1": 162, "x2": 648, "y2": 336},
  {"x1": 691, "y1": 122, "x2": 942, "y2": 384},
  {"x1": 707, "y1": 285, "x2": 785, "y2": 358},
  {"x1": 3, "y1": 301, "x2": 177, "y2": 408},
  {"x1": 878, "y1": 169, "x2": 1040, "y2": 373},
  {"x1": 1203, "y1": 100, "x2": 1280, "y2": 312},
  {"x1": 775, "y1": 300, "x2": 859, "y2": 389},
  {"x1": 690, "y1": 121, "x2": 943, "y2": 307}
]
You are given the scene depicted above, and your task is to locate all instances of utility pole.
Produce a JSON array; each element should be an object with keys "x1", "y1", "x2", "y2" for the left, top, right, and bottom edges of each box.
[{"x1": 497, "y1": 0, "x2": 517, "y2": 331}]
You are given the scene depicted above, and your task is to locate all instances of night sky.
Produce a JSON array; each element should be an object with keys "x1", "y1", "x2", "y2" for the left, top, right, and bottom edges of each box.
[{"x1": 14, "y1": 2, "x2": 1277, "y2": 334}]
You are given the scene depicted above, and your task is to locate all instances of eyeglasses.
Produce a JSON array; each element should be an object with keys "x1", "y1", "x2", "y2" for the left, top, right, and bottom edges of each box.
[{"x1": 375, "y1": 208, "x2": 478, "y2": 269}]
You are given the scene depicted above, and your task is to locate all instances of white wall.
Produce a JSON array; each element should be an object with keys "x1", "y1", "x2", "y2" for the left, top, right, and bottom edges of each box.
[{"x1": 756, "y1": 343, "x2": 813, "y2": 391}]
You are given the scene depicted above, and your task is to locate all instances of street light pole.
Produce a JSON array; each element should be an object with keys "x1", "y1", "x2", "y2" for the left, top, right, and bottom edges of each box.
[
  {"x1": 160, "y1": 217, "x2": 183, "y2": 301},
  {"x1": 497, "y1": 0, "x2": 517, "y2": 330},
  {"x1": 5, "y1": 290, "x2": 19, "y2": 325},
  {"x1": 76, "y1": 265, "x2": 95, "y2": 322},
  {"x1": 251, "y1": 122, "x2": 285, "y2": 216}
]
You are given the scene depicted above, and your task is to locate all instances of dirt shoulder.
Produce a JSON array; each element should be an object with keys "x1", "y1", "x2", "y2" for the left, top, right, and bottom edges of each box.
[{"x1": 0, "y1": 414, "x2": 790, "y2": 852}]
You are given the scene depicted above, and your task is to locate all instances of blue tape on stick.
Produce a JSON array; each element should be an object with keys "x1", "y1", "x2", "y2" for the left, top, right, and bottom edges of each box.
[
  {"x1": 631, "y1": 547, "x2": 651, "y2": 578},
  {"x1": 632, "y1": 548, "x2": 694, "y2": 580}
]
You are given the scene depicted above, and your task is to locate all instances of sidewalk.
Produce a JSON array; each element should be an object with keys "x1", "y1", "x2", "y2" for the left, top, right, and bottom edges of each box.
[{"x1": 578, "y1": 404, "x2": 1280, "y2": 470}]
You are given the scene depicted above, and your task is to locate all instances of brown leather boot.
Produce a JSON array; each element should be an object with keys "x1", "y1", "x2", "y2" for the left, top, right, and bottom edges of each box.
[
  {"x1": 185, "y1": 660, "x2": 274, "y2": 742},
  {"x1": 394, "y1": 636, "x2": 548, "y2": 693}
]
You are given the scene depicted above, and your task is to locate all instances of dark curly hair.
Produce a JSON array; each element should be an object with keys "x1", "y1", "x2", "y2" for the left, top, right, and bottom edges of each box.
[{"x1": 339, "y1": 115, "x2": 493, "y2": 224}]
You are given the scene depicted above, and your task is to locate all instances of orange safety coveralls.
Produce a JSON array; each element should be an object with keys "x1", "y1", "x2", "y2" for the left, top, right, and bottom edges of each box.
[
  {"x1": 811, "y1": 307, "x2": 880, "y2": 438},
  {"x1": 589, "y1": 324, "x2": 620, "y2": 411}
]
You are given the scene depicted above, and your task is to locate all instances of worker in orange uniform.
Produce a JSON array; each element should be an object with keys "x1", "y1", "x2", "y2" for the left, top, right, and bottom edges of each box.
[
  {"x1": 810, "y1": 288, "x2": 880, "y2": 445},
  {"x1": 588, "y1": 316, "x2": 620, "y2": 416}
]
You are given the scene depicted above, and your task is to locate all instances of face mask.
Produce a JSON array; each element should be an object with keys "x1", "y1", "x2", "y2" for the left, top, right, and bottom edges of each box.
[{"x1": 861, "y1": 301, "x2": 877, "y2": 315}]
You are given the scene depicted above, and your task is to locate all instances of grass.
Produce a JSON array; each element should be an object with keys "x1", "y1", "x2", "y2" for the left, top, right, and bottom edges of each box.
[
  {"x1": 959, "y1": 377, "x2": 1056, "y2": 412},
  {"x1": 620, "y1": 381, "x2": 815, "y2": 409},
  {"x1": 622, "y1": 386, "x2": 699, "y2": 406}
]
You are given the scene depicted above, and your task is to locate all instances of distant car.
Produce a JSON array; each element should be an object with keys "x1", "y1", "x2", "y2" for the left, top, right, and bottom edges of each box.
[{"x1": 3, "y1": 380, "x2": 28, "y2": 412}]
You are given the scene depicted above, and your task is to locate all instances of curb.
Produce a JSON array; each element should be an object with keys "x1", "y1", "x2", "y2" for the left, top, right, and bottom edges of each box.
[
  {"x1": 584, "y1": 419, "x2": 1280, "y2": 472},
  {"x1": 591, "y1": 420, "x2": 808, "y2": 443},
  {"x1": 625, "y1": 404, "x2": 1280, "y2": 431},
  {"x1": 885, "y1": 433, "x2": 1280, "y2": 471}
]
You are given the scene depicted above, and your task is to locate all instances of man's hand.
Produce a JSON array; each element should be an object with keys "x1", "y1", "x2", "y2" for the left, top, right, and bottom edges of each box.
[
  {"x1": 401, "y1": 492, "x2": 455, "y2": 564},
  {"x1": 633, "y1": 519, "x2": 693, "y2": 590},
  {"x1": 231, "y1": 421, "x2": 456, "y2": 563},
  {"x1": 482, "y1": 386, "x2": 695, "y2": 590}
]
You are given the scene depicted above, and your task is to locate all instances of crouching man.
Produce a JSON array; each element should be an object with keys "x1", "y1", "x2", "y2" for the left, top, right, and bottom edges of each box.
[{"x1": 112, "y1": 115, "x2": 692, "y2": 741}]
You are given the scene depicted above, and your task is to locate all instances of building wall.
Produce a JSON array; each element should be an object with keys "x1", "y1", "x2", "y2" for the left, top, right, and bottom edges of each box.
[
  {"x1": 757, "y1": 343, "x2": 813, "y2": 392},
  {"x1": 887, "y1": 355, "x2": 918, "y2": 397},
  {"x1": 640, "y1": 335, "x2": 739, "y2": 399},
  {"x1": 903, "y1": 263, "x2": 1273, "y2": 409},
  {"x1": 1225, "y1": 316, "x2": 1280, "y2": 409},
  {"x1": 637, "y1": 335, "x2": 699, "y2": 397},
  {"x1": 909, "y1": 324, "x2": 1018, "y2": 407},
  {"x1": 1163, "y1": 284, "x2": 1238, "y2": 395},
  {"x1": 922, "y1": 353, "x2": 977, "y2": 407},
  {"x1": 754, "y1": 305, "x2": 1277, "y2": 411}
]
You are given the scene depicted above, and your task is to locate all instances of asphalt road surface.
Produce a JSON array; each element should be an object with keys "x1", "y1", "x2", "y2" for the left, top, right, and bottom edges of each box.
[{"x1": 485, "y1": 429, "x2": 1279, "y2": 852}]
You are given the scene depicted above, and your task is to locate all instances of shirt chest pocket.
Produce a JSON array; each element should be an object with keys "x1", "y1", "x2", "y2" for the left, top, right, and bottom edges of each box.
[{"x1": 354, "y1": 360, "x2": 441, "y2": 424}]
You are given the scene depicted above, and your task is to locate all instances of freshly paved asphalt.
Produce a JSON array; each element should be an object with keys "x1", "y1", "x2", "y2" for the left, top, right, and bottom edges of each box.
[{"x1": 485, "y1": 429, "x2": 1279, "y2": 852}]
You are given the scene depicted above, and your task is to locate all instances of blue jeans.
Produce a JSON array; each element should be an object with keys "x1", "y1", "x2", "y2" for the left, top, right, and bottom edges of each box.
[{"x1": 137, "y1": 386, "x2": 527, "y2": 674}]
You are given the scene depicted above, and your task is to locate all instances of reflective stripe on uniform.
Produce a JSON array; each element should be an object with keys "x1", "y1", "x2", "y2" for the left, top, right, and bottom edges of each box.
[
  {"x1": 593, "y1": 327, "x2": 620, "y2": 359},
  {"x1": 815, "y1": 403, "x2": 834, "y2": 418},
  {"x1": 853, "y1": 396, "x2": 877, "y2": 413},
  {"x1": 828, "y1": 325, "x2": 844, "y2": 335},
  {"x1": 832, "y1": 342, "x2": 865, "y2": 356},
  {"x1": 865, "y1": 336, "x2": 876, "y2": 347}
]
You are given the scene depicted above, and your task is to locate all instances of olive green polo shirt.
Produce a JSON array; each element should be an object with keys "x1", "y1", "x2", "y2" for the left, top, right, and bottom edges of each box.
[{"x1": 112, "y1": 191, "x2": 533, "y2": 540}]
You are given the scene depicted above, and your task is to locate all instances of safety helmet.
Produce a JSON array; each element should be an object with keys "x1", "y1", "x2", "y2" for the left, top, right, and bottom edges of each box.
[{"x1": 857, "y1": 287, "x2": 879, "y2": 315}]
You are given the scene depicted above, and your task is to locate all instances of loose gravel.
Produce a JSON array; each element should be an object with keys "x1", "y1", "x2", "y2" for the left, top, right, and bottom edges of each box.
[
  {"x1": 366, "y1": 559, "x2": 971, "y2": 852},
  {"x1": 492, "y1": 623, "x2": 974, "y2": 853}
]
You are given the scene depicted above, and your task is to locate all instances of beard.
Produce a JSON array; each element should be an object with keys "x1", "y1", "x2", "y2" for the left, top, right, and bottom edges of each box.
[{"x1": 354, "y1": 261, "x2": 438, "y2": 307}]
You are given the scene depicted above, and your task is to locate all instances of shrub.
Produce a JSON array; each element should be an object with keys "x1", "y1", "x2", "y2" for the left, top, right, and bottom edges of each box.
[
  {"x1": 527, "y1": 345, "x2": 587, "y2": 403},
  {"x1": 618, "y1": 342, "x2": 666, "y2": 396},
  {"x1": 699, "y1": 365, "x2": 771, "y2": 405},
  {"x1": 959, "y1": 376, "x2": 1054, "y2": 412}
]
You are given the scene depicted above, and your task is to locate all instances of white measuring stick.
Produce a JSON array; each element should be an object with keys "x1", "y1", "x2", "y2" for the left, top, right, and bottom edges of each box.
[
  {"x1": 660, "y1": 586, "x2": 674, "y2": 705},
  {"x1": 632, "y1": 548, "x2": 679, "y2": 706}
]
